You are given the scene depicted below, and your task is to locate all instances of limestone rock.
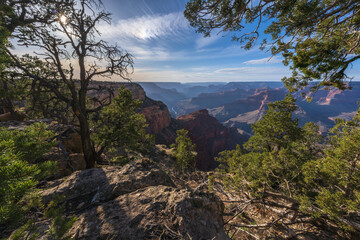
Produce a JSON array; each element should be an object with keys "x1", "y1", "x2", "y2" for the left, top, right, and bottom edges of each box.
[
  {"x1": 140, "y1": 101, "x2": 171, "y2": 134},
  {"x1": 42, "y1": 158, "x2": 175, "y2": 211},
  {"x1": 68, "y1": 185, "x2": 228, "y2": 240},
  {"x1": 40, "y1": 158, "x2": 228, "y2": 239},
  {"x1": 14, "y1": 158, "x2": 229, "y2": 239},
  {"x1": 0, "y1": 111, "x2": 25, "y2": 122}
]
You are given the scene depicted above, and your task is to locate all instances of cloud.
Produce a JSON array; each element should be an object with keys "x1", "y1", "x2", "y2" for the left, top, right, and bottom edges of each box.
[
  {"x1": 99, "y1": 12, "x2": 189, "y2": 41},
  {"x1": 243, "y1": 56, "x2": 282, "y2": 65},
  {"x1": 123, "y1": 65, "x2": 291, "y2": 83},
  {"x1": 214, "y1": 66, "x2": 290, "y2": 75},
  {"x1": 124, "y1": 43, "x2": 264, "y2": 63},
  {"x1": 121, "y1": 44, "x2": 190, "y2": 62},
  {"x1": 196, "y1": 34, "x2": 221, "y2": 49}
]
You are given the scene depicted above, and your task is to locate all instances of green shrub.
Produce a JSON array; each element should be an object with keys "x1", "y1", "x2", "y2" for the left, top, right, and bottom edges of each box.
[
  {"x1": 0, "y1": 123, "x2": 56, "y2": 163},
  {"x1": 171, "y1": 129, "x2": 197, "y2": 172},
  {"x1": 92, "y1": 87, "x2": 155, "y2": 157},
  {"x1": 0, "y1": 123, "x2": 57, "y2": 227},
  {"x1": 302, "y1": 112, "x2": 360, "y2": 227},
  {"x1": 45, "y1": 195, "x2": 77, "y2": 240},
  {"x1": 217, "y1": 95, "x2": 360, "y2": 230},
  {"x1": 217, "y1": 95, "x2": 322, "y2": 196}
]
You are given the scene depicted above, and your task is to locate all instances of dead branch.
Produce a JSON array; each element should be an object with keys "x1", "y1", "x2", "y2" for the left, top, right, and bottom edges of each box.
[
  {"x1": 193, "y1": 179, "x2": 209, "y2": 192},
  {"x1": 234, "y1": 227, "x2": 260, "y2": 240}
]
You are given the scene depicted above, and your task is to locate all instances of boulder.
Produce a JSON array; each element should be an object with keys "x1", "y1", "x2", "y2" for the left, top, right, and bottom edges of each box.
[
  {"x1": 57, "y1": 153, "x2": 87, "y2": 176},
  {"x1": 38, "y1": 158, "x2": 228, "y2": 239},
  {"x1": 0, "y1": 112, "x2": 15, "y2": 122},
  {"x1": 68, "y1": 185, "x2": 228, "y2": 240},
  {"x1": 42, "y1": 158, "x2": 175, "y2": 211},
  {"x1": 0, "y1": 111, "x2": 25, "y2": 122}
]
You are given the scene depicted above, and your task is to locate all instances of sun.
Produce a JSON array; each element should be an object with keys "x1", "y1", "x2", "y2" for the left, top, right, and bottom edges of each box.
[{"x1": 59, "y1": 15, "x2": 67, "y2": 24}]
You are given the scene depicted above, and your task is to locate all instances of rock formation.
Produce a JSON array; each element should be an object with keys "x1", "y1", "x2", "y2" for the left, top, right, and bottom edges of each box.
[
  {"x1": 93, "y1": 82, "x2": 175, "y2": 144},
  {"x1": 120, "y1": 84, "x2": 247, "y2": 170},
  {"x1": 38, "y1": 159, "x2": 228, "y2": 239},
  {"x1": 177, "y1": 109, "x2": 244, "y2": 171}
]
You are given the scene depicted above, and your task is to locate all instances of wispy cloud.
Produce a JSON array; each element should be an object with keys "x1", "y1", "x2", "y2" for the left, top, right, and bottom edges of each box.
[
  {"x1": 99, "y1": 12, "x2": 189, "y2": 41},
  {"x1": 127, "y1": 65, "x2": 292, "y2": 83},
  {"x1": 122, "y1": 43, "x2": 265, "y2": 63},
  {"x1": 196, "y1": 33, "x2": 221, "y2": 49},
  {"x1": 243, "y1": 56, "x2": 282, "y2": 65},
  {"x1": 122, "y1": 44, "x2": 189, "y2": 61}
]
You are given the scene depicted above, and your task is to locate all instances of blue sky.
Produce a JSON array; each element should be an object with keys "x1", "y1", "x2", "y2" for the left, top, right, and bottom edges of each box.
[
  {"x1": 98, "y1": 0, "x2": 292, "y2": 83},
  {"x1": 12, "y1": 0, "x2": 360, "y2": 83}
]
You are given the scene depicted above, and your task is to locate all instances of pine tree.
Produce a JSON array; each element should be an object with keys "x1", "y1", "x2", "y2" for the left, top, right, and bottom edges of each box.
[
  {"x1": 302, "y1": 110, "x2": 360, "y2": 230},
  {"x1": 171, "y1": 129, "x2": 197, "y2": 172},
  {"x1": 92, "y1": 87, "x2": 154, "y2": 160},
  {"x1": 0, "y1": 123, "x2": 57, "y2": 227},
  {"x1": 218, "y1": 95, "x2": 322, "y2": 195},
  {"x1": 185, "y1": 0, "x2": 360, "y2": 91}
]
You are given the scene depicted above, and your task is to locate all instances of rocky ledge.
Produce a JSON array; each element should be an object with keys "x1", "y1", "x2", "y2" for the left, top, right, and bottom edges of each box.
[{"x1": 33, "y1": 159, "x2": 228, "y2": 239}]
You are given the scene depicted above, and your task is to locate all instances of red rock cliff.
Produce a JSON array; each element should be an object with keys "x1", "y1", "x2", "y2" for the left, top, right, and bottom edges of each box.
[
  {"x1": 139, "y1": 99, "x2": 171, "y2": 135},
  {"x1": 119, "y1": 83, "x2": 172, "y2": 142},
  {"x1": 177, "y1": 109, "x2": 233, "y2": 171},
  {"x1": 89, "y1": 82, "x2": 173, "y2": 143}
]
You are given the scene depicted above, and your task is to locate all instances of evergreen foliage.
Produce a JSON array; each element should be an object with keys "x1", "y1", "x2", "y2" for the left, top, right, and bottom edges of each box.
[
  {"x1": 216, "y1": 95, "x2": 360, "y2": 230},
  {"x1": 0, "y1": 0, "x2": 68, "y2": 115},
  {"x1": 44, "y1": 195, "x2": 77, "y2": 240},
  {"x1": 9, "y1": 195, "x2": 77, "y2": 240},
  {"x1": 0, "y1": 123, "x2": 57, "y2": 227},
  {"x1": 302, "y1": 110, "x2": 360, "y2": 226},
  {"x1": 92, "y1": 87, "x2": 154, "y2": 158},
  {"x1": 218, "y1": 95, "x2": 323, "y2": 196},
  {"x1": 171, "y1": 129, "x2": 197, "y2": 172},
  {"x1": 3, "y1": 0, "x2": 133, "y2": 168},
  {"x1": 185, "y1": 0, "x2": 360, "y2": 91}
]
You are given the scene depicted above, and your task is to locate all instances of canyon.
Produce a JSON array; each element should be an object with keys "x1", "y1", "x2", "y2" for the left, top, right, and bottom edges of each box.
[{"x1": 102, "y1": 81, "x2": 360, "y2": 171}]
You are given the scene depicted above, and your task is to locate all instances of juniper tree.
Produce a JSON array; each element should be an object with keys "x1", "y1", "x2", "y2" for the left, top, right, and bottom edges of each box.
[
  {"x1": 185, "y1": 0, "x2": 360, "y2": 92},
  {"x1": 301, "y1": 111, "x2": 360, "y2": 230},
  {"x1": 0, "y1": 0, "x2": 69, "y2": 114},
  {"x1": 217, "y1": 95, "x2": 323, "y2": 196},
  {"x1": 6, "y1": 0, "x2": 133, "y2": 168},
  {"x1": 92, "y1": 87, "x2": 154, "y2": 159},
  {"x1": 171, "y1": 129, "x2": 197, "y2": 172}
]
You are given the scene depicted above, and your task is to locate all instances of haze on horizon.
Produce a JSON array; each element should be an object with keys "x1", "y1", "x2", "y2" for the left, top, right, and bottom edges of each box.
[{"x1": 11, "y1": 0, "x2": 360, "y2": 83}]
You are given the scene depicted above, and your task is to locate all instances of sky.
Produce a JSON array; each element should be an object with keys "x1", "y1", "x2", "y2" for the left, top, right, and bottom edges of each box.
[
  {"x1": 95, "y1": 0, "x2": 292, "y2": 83},
  {"x1": 11, "y1": 0, "x2": 360, "y2": 83}
]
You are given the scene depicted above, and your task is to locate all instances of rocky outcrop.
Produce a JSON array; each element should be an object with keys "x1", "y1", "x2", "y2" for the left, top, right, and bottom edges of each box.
[
  {"x1": 42, "y1": 158, "x2": 175, "y2": 210},
  {"x1": 37, "y1": 159, "x2": 228, "y2": 239},
  {"x1": 139, "y1": 98, "x2": 172, "y2": 135},
  {"x1": 127, "y1": 84, "x2": 174, "y2": 144},
  {"x1": 0, "y1": 112, "x2": 16, "y2": 122},
  {"x1": 94, "y1": 82, "x2": 173, "y2": 143},
  {"x1": 68, "y1": 185, "x2": 227, "y2": 240},
  {"x1": 57, "y1": 153, "x2": 87, "y2": 176},
  {"x1": 177, "y1": 109, "x2": 245, "y2": 171}
]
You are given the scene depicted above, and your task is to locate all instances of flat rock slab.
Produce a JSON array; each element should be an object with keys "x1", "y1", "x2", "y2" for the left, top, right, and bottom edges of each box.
[
  {"x1": 42, "y1": 158, "x2": 175, "y2": 211},
  {"x1": 34, "y1": 159, "x2": 229, "y2": 239},
  {"x1": 68, "y1": 185, "x2": 228, "y2": 240}
]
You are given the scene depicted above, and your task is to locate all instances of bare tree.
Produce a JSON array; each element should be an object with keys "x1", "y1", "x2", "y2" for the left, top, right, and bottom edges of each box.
[
  {"x1": 7, "y1": 0, "x2": 133, "y2": 168},
  {"x1": 0, "y1": 0, "x2": 63, "y2": 115}
]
